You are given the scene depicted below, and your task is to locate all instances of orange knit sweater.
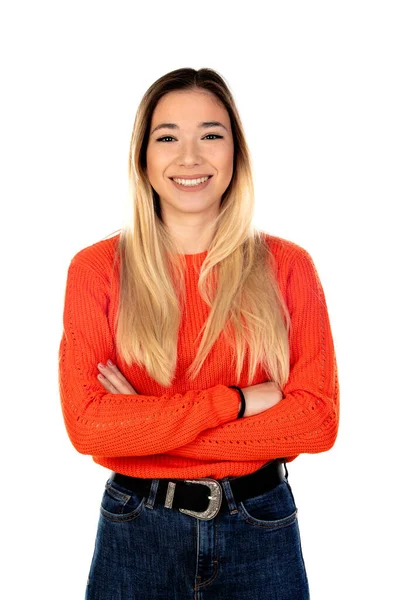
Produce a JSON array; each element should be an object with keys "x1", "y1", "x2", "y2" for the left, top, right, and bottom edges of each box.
[{"x1": 58, "y1": 232, "x2": 339, "y2": 479}]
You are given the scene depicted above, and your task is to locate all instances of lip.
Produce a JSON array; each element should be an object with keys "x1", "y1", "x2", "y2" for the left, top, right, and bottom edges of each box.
[
  {"x1": 170, "y1": 175, "x2": 212, "y2": 193},
  {"x1": 169, "y1": 175, "x2": 213, "y2": 180}
]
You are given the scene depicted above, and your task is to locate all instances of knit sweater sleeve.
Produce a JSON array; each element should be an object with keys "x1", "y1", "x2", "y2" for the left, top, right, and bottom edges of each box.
[
  {"x1": 167, "y1": 248, "x2": 340, "y2": 461},
  {"x1": 58, "y1": 258, "x2": 239, "y2": 458}
]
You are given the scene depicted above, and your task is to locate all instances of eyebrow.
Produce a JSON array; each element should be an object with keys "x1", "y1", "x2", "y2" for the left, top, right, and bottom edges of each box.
[{"x1": 150, "y1": 121, "x2": 228, "y2": 136}]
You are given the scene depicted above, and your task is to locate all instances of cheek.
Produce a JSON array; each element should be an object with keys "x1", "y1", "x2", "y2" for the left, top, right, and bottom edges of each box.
[
  {"x1": 217, "y1": 149, "x2": 234, "y2": 179},
  {"x1": 146, "y1": 149, "x2": 164, "y2": 181},
  {"x1": 213, "y1": 142, "x2": 234, "y2": 167}
]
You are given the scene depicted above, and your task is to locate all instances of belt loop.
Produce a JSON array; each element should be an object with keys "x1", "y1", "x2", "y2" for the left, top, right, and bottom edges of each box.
[
  {"x1": 220, "y1": 478, "x2": 238, "y2": 514},
  {"x1": 145, "y1": 479, "x2": 159, "y2": 509},
  {"x1": 282, "y1": 458, "x2": 288, "y2": 480}
]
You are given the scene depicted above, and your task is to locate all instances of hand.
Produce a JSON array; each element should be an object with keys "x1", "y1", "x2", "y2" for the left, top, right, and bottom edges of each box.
[
  {"x1": 97, "y1": 360, "x2": 138, "y2": 394},
  {"x1": 240, "y1": 381, "x2": 283, "y2": 417}
]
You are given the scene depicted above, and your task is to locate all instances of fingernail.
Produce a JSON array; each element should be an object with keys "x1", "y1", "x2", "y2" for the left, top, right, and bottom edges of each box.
[
  {"x1": 107, "y1": 359, "x2": 114, "y2": 366},
  {"x1": 98, "y1": 362, "x2": 105, "y2": 369}
]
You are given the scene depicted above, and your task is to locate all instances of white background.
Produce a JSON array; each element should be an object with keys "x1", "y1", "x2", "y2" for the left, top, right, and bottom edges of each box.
[{"x1": 1, "y1": 1, "x2": 399, "y2": 598}]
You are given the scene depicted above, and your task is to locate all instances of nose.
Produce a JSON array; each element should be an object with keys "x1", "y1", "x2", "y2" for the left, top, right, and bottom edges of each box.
[{"x1": 177, "y1": 139, "x2": 202, "y2": 167}]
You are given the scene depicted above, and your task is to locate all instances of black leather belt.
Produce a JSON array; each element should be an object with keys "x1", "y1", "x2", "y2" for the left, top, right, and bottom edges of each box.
[{"x1": 109, "y1": 458, "x2": 287, "y2": 521}]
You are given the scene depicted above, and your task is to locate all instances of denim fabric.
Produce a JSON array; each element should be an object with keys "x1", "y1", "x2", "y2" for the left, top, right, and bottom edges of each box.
[{"x1": 85, "y1": 468, "x2": 310, "y2": 599}]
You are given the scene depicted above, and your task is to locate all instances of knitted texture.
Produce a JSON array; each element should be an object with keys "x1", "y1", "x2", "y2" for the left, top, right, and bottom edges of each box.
[{"x1": 58, "y1": 233, "x2": 339, "y2": 479}]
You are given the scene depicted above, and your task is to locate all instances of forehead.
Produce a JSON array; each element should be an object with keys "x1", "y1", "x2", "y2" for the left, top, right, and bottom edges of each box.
[{"x1": 151, "y1": 90, "x2": 229, "y2": 124}]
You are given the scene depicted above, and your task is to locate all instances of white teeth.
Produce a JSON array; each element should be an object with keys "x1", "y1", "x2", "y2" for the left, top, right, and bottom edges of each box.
[{"x1": 172, "y1": 176, "x2": 210, "y2": 186}]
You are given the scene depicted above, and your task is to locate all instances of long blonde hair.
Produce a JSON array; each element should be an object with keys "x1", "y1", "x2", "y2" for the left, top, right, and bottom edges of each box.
[{"x1": 114, "y1": 67, "x2": 290, "y2": 388}]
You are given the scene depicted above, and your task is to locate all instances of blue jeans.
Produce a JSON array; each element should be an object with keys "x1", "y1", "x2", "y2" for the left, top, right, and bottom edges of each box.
[{"x1": 85, "y1": 464, "x2": 310, "y2": 599}]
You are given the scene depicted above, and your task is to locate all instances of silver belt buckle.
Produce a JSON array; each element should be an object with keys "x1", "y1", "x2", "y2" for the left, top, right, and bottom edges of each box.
[{"x1": 164, "y1": 478, "x2": 222, "y2": 520}]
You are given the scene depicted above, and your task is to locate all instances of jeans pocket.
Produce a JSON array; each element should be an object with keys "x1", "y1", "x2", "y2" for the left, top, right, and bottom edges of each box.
[
  {"x1": 100, "y1": 478, "x2": 146, "y2": 523},
  {"x1": 238, "y1": 480, "x2": 298, "y2": 530}
]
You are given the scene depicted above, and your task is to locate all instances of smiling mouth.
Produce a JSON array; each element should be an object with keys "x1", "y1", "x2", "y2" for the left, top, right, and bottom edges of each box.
[
  {"x1": 169, "y1": 175, "x2": 213, "y2": 182},
  {"x1": 169, "y1": 175, "x2": 213, "y2": 190}
]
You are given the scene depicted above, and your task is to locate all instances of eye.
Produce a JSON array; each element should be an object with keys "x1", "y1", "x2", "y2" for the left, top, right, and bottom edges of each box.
[{"x1": 155, "y1": 134, "x2": 223, "y2": 142}]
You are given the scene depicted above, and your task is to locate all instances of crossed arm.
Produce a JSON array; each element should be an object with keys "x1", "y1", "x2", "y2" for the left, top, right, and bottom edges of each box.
[{"x1": 60, "y1": 246, "x2": 338, "y2": 461}]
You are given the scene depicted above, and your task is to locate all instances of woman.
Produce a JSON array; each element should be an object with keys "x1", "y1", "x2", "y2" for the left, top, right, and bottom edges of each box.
[{"x1": 59, "y1": 67, "x2": 339, "y2": 599}]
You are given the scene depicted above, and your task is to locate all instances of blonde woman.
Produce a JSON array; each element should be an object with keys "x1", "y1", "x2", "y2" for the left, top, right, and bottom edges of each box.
[{"x1": 59, "y1": 67, "x2": 339, "y2": 599}]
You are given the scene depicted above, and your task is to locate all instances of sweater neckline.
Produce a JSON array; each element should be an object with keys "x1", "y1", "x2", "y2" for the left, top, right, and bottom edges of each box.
[
  {"x1": 184, "y1": 249, "x2": 208, "y2": 258},
  {"x1": 168, "y1": 249, "x2": 209, "y2": 267},
  {"x1": 183, "y1": 250, "x2": 209, "y2": 266},
  {"x1": 170, "y1": 249, "x2": 208, "y2": 260}
]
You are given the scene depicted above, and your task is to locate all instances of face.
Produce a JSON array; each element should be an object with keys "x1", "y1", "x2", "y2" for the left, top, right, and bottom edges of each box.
[{"x1": 145, "y1": 90, "x2": 234, "y2": 221}]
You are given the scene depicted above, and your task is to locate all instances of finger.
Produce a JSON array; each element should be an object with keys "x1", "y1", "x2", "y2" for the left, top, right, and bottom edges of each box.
[
  {"x1": 98, "y1": 363, "x2": 127, "y2": 392},
  {"x1": 107, "y1": 363, "x2": 132, "y2": 386},
  {"x1": 99, "y1": 362, "x2": 137, "y2": 394},
  {"x1": 107, "y1": 362, "x2": 130, "y2": 383},
  {"x1": 97, "y1": 374, "x2": 119, "y2": 394}
]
